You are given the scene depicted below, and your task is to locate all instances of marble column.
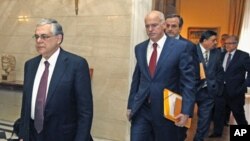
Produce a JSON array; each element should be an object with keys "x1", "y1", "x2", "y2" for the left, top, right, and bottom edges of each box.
[{"x1": 126, "y1": 0, "x2": 152, "y2": 141}]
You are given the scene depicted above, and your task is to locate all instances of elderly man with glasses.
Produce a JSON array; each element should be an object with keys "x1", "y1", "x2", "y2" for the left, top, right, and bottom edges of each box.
[{"x1": 19, "y1": 18, "x2": 93, "y2": 141}]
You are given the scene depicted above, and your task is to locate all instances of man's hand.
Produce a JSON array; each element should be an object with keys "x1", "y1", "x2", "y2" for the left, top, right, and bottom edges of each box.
[
  {"x1": 126, "y1": 109, "x2": 132, "y2": 121},
  {"x1": 174, "y1": 113, "x2": 189, "y2": 127}
]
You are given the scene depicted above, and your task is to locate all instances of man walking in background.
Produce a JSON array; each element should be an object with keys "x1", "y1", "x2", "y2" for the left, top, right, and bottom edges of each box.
[
  {"x1": 210, "y1": 35, "x2": 250, "y2": 138},
  {"x1": 165, "y1": 14, "x2": 199, "y2": 91},
  {"x1": 193, "y1": 30, "x2": 224, "y2": 141}
]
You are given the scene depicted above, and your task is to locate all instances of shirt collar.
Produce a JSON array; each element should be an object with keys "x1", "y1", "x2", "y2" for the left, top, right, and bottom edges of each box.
[
  {"x1": 228, "y1": 49, "x2": 236, "y2": 56},
  {"x1": 200, "y1": 43, "x2": 209, "y2": 54},
  {"x1": 149, "y1": 34, "x2": 167, "y2": 49},
  {"x1": 175, "y1": 35, "x2": 180, "y2": 40},
  {"x1": 41, "y1": 47, "x2": 60, "y2": 67}
]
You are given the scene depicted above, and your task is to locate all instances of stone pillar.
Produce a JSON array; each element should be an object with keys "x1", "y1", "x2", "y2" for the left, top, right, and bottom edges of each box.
[{"x1": 127, "y1": 0, "x2": 152, "y2": 140}]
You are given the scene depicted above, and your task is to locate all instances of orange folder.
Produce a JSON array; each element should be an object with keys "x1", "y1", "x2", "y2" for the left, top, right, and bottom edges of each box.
[
  {"x1": 163, "y1": 88, "x2": 192, "y2": 128},
  {"x1": 199, "y1": 63, "x2": 206, "y2": 80}
]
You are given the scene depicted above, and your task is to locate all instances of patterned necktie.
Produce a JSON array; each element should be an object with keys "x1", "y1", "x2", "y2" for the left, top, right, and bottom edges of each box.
[
  {"x1": 34, "y1": 61, "x2": 50, "y2": 133},
  {"x1": 225, "y1": 53, "x2": 231, "y2": 70},
  {"x1": 149, "y1": 43, "x2": 158, "y2": 77},
  {"x1": 204, "y1": 50, "x2": 209, "y2": 65}
]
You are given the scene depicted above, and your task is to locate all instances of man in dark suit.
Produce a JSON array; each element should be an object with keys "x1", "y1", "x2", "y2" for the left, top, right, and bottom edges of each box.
[
  {"x1": 165, "y1": 14, "x2": 199, "y2": 90},
  {"x1": 223, "y1": 35, "x2": 250, "y2": 125},
  {"x1": 165, "y1": 14, "x2": 199, "y2": 139},
  {"x1": 193, "y1": 30, "x2": 224, "y2": 141},
  {"x1": 165, "y1": 14, "x2": 197, "y2": 56},
  {"x1": 127, "y1": 10, "x2": 196, "y2": 141},
  {"x1": 209, "y1": 34, "x2": 229, "y2": 138},
  {"x1": 19, "y1": 18, "x2": 93, "y2": 141},
  {"x1": 209, "y1": 35, "x2": 250, "y2": 137},
  {"x1": 210, "y1": 33, "x2": 229, "y2": 130}
]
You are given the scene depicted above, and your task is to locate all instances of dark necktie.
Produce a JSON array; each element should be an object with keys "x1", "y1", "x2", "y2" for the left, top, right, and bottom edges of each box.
[
  {"x1": 204, "y1": 50, "x2": 209, "y2": 65},
  {"x1": 34, "y1": 61, "x2": 50, "y2": 133},
  {"x1": 149, "y1": 43, "x2": 158, "y2": 77},
  {"x1": 225, "y1": 53, "x2": 231, "y2": 70}
]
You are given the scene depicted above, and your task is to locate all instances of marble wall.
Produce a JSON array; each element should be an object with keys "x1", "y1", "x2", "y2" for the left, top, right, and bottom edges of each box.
[
  {"x1": 0, "y1": 0, "x2": 235, "y2": 140},
  {"x1": 0, "y1": 0, "x2": 153, "y2": 140}
]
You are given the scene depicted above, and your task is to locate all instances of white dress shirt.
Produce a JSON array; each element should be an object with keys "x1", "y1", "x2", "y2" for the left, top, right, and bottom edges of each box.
[
  {"x1": 199, "y1": 44, "x2": 210, "y2": 62},
  {"x1": 223, "y1": 50, "x2": 236, "y2": 71},
  {"x1": 31, "y1": 48, "x2": 60, "y2": 119},
  {"x1": 147, "y1": 34, "x2": 167, "y2": 66}
]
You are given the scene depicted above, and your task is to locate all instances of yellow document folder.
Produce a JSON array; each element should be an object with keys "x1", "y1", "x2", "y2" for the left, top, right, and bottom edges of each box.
[
  {"x1": 199, "y1": 63, "x2": 206, "y2": 80},
  {"x1": 163, "y1": 88, "x2": 192, "y2": 128}
]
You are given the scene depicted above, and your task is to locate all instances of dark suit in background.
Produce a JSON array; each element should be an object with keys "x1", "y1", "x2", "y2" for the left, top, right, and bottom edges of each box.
[
  {"x1": 179, "y1": 36, "x2": 200, "y2": 88},
  {"x1": 209, "y1": 34, "x2": 229, "y2": 137},
  {"x1": 193, "y1": 31, "x2": 224, "y2": 141},
  {"x1": 165, "y1": 14, "x2": 199, "y2": 95},
  {"x1": 165, "y1": 14, "x2": 199, "y2": 71},
  {"x1": 127, "y1": 11, "x2": 196, "y2": 141},
  {"x1": 19, "y1": 19, "x2": 93, "y2": 141},
  {"x1": 210, "y1": 35, "x2": 250, "y2": 138},
  {"x1": 179, "y1": 36, "x2": 199, "y2": 65},
  {"x1": 223, "y1": 49, "x2": 250, "y2": 125}
]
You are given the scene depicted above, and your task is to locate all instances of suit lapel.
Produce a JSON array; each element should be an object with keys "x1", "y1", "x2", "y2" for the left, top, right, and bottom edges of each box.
[
  {"x1": 138, "y1": 37, "x2": 175, "y2": 79},
  {"x1": 154, "y1": 37, "x2": 175, "y2": 77},
  {"x1": 227, "y1": 50, "x2": 239, "y2": 70},
  {"x1": 26, "y1": 56, "x2": 41, "y2": 109},
  {"x1": 45, "y1": 49, "x2": 67, "y2": 106},
  {"x1": 196, "y1": 45, "x2": 205, "y2": 65},
  {"x1": 207, "y1": 49, "x2": 216, "y2": 68},
  {"x1": 221, "y1": 52, "x2": 226, "y2": 62},
  {"x1": 137, "y1": 40, "x2": 152, "y2": 79}
]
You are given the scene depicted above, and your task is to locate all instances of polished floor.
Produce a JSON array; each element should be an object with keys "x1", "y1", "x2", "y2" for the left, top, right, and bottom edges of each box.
[
  {"x1": 0, "y1": 89, "x2": 235, "y2": 141},
  {"x1": 186, "y1": 111, "x2": 230, "y2": 141},
  {"x1": 0, "y1": 114, "x2": 231, "y2": 141}
]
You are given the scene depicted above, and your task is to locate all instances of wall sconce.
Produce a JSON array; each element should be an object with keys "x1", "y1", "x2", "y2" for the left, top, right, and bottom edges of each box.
[
  {"x1": 18, "y1": 16, "x2": 29, "y2": 22},
  {"x1": 75, "y1": 0, "x2": 78, "y2": 15}
]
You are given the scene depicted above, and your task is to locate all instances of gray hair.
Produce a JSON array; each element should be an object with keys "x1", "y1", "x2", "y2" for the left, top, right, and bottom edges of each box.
[
  {"x1": 158, "y1": 11, "x2": 165, "y2": 23},
  {"x1": 37, "y1": 18, "x2": 64, "y2": 36},
  {"x1": 145, "y1": 10, "x2": 165, "y2": 24}
]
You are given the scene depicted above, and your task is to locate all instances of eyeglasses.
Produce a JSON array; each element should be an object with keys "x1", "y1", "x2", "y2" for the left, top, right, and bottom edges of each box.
[
  {"x1": 225, "y1": 42, "x2": 238, "y2": 45},
  {"x1": 32, "y1": 34, "x2": 54, "y2": 40}
]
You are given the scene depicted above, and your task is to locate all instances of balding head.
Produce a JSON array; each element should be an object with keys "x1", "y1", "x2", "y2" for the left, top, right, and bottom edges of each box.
[
  {"x1": 145, "y1": 11, "x2": 165, "y2": 23},
  {"x1": 144, "y1": 11, "x2": 166, "y2": 42}
]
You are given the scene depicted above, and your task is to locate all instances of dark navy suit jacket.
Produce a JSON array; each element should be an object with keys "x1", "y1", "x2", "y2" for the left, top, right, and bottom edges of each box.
[
  {"x1": 19, "y1": 49, "x2": 93, "y2": 141},
  {"x1": 179, "y1": 36, "x2": 199, "y2": 94},
  {"x1": 127, "y1": 37, "x2": 196, "y2": 124},
  {"x1": 196, "y1": 45, "x2": 224, "y2": 95},
  {"x1": 222, "y1": 50, "x2": 250, "y2": 98}
]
